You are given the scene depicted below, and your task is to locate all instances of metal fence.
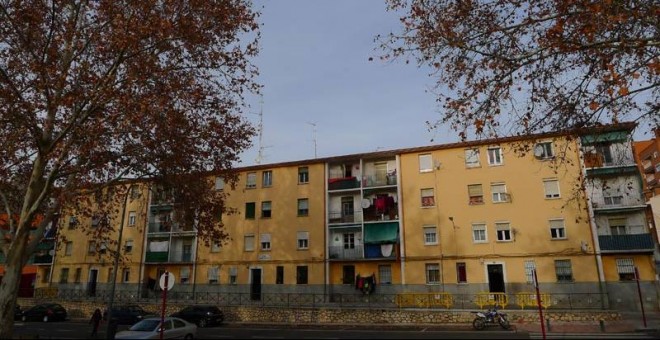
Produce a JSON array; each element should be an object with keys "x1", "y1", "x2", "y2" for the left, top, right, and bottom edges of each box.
[{"x1": 32, "y1": 288, "x2": 608, "y2": 310}]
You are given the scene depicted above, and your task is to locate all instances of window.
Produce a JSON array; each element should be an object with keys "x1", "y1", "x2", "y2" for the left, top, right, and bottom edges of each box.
[
  {"x1": 180, "y1": 267, "x2": 190, "y2": 284},
  {"x1": 296, "y1": 266, "x2": 308, "y2": 284},
  {"x1": 609, "y1": 217, "x2": 627, "y2": 235},
  {"x1": 68, "y1": 216, "x2": 77, "y2": 229},
  {"x1": 495, "y1": 222, "x2": 512, "y2": 241},
  {"x1": 262, "y1": 170, "x2": 272, "y2": 187},
  {"x1": 491, "y1": 183, "x2": 509, "y2": 202},
  {"x1": 297, "y1": 198, "x2": 309, "y2": 216},
  {"x1": 107, "y1": 268, "x2": 114, "y2": 283},
  {"x1": 343, "y1": 233, "x2": 355, "y2": 249},
  {"x1": 244, "y1": 234, "x2": 255, "y2": 251},
  {"x1": 595, "y1": 143, "x2": 613, "y2": 164},
  {"x1": 297, "y1": 231, "x2": 309, "y2": 249},
  {"x1": 421, "y1": 188, "x2": 435, "y2": 207},
  {"x1": 260, "y1": 233, "x2": 271, "y2": 251},
  {"x1": 456, "y1": 262, "x2": 467, "y2": 283},
  {"x1": 91, "y1": 216, "x2": 101, "y2": 228},
  {"x1": 616, "y1": 258, "x2": 635, "y2": 281},
  {"x1": 122, "y1": 268, "x2": 130, "y2": 283},
  {"x1": 419, "y1": 154, "x2": 433, "y2": 172},
  {"x1": 465, "y1": 148, "x2": 480, "y2": 168},
  {"x1": 126, "y1": 211, "x2": 136, "y2": 226},
  {"x1": 74, "y1": 268, "x2": 82, "y2": 283},
  {"x1": 261, "y1": 201, "x2": 272, "y2": 218},
  {"x1": 487, "y1": 147, "x2": 503, "y2": 165},
  {"x1": 246, "y1": 172, "x2": 256, "y2": 189},
  {"x1": 208, "y1": 266, "x2": 219, "y2": 284},
  {"x1": 99, "y1": 242, "x2": 107, "y2": 254},
  {"x1": 468, "y1": 184, "x2": 484, "y2": 204},
  {"x1": 211, "y1": 242, "x2": 221, "y2": 253},
  {"x1": 555, "y1": 260, "x2": 573, "y2": 282},
  {"x1": 423, "y1": 226, "x2": 437, "y2": 245},
  {"x1": 603, "y1": 193, "x2": 624, "y2": 205},
  {"x1": 535, "y1": 142, "x2": 554, "y2": 159},
  {"x1": 214, "y1": 176, "x2": 225, "y2": 190},
  {"x1": 550, "y1": 219, "x2": 566, "y2": 239},
  {"x1": 524, "y1": 260, "x2": 536, "y2": 284},
  {"x1": 472, "y1": 223, "x2": 487, "y2": 243},
  {"x1": 245, "y1": 202, "x2": 255, "y2": 219},
  {"x1": 379, "y1": 265, "x2": 392, "y2": 284},
  {"x1": 124, "y1": 240, "x2": 134, "y2": 253},
  {"x1": 65, "y1": 241, "x2": 73, "y2": 256},
  {"x1": 425, "y1": 263, "x2": 440, "y2": 284},
  {"x1": 298, "y1": 167, "x2": 309, "y2": 184},
  {"x1": 229, "y1": 267, "x2": 237, "y2": 285},
  {"x1": 276, "y1": 266, "x2": 284, "y2": 284},
  {"x1": 59, "y1": 268, "x2": 69, "y2": 284},
  {"x1": 88, "y1": 241, "x2": 97, "y2": 255},
  {"x1": 543, "y1": 179, "x2": 560, "y2": 198}
]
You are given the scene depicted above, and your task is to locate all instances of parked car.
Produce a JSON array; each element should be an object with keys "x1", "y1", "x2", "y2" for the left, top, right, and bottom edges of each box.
[
  {"x1": 104, "y1": 304, "x2": 157, "y2": 325},
  {"x1": 14, "y1": 305, "x2": 22, "y2": 321},
  {"x1": 114, "y1": 317, "x2": 197, "y2": 339},
  {"x1": 20, "y1": 303, "x2": 67, "y2": 322},
  {"x1": 170, "y1": 305, "x2": 224, "y2": 328}
]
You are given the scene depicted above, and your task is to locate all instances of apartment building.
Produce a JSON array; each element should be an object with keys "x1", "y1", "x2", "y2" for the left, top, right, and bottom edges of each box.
[{"x1": 34, "y1": 122, "x2": 657, "y2": 311}]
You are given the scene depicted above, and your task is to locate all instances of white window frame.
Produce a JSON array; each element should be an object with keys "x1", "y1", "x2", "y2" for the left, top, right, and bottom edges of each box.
[
  {"x1": 180, "y1": 267, "x2": 190, "y2": 284},
  {"x1": 229, "y1": 266, "x2": 237, "y2": 285},
  {"x1": 124, "y1": 240, "x2": 134, "y2": 253},
  {"x1": 297, "y1": 231, "x2": 309, "y2": 249},
  {"x1": 298, "y1": 167, "x2": 309, "y2": 184},
  {"x1": 555, "y1": 259, "x2": 573, "y2": 282},
  {"x1": 128, "y1": 211, "x2": 136, "y2": 226},
  {"x1": 88, "y1": 240, "x2": 96, "y2": 255},
  {"x1": 421, "y1": 188, "x2": 435, "y2": 207},
  {"x1": 487, "y1": 147, "x2": 503, "y2": 165},
  {"x1": 491, "y1": 183, "x2": 509, "y2": 203},
  {"x1": 260, "y1": 233, "x2": 271, "y2": 251},
  {"x1": 423, "y1": 225, "x2": 438, "y2": 245},
  {"x1": 419, "y1": 154, "x2": 433, "y2": 173},
  {"x1": 465, "y1": 148, "x2": 480, "y2": 168},
  {"x1": 262, "y1": 170, "x2": 273, "y2": 187},
  {"x1": 379, "y1": 264, "x2": 392, "y2": 284},
  {"x1": 246, "y1": 172, "x2": 257, "y2": 189},
  {"x1": 495, "y1": 222, "x2": 512, "y2": 241},
  {"x1": 524, "y1": 260, "x2": 536, "y2": 284},
  {"x1": 211, "y1": 242, "x2": 221, "y2": 253},
  {"x1": 535, "y1": 141, "x2": 554, "y2": 159},
  {"x1": 261, "y1": 201, "x2": 272, "y2": 218},
  {"x1": 550, "y1": 219, "x2": 566, "y2": 239},
  {"x1": 208, "y1": 266, "x2": 219, "y2": 284},
  {"x1": 543, "y1": 179, "x2": 560, "y2": 199},
  {"x1": 244, "y1": 234, "x2": 255, "y2": 252},
  {"x1": 215, "y1": 176, "x2": 225, "y2": 190},
  {"x1": 472, "y1": 223, "x2": 487, "y2": 243},
  {"x1": 425, "y1": 263, "x2": 441, "y2": 284},
  {"x1": 616, "y1": 258, "x2": 635, "y2": 281},
  {"x1": 298, "y1": 198, "x2": 309, "y2": 216},
  {"x1": 468, "y1": 184, "x2": 484, "y2": 204}
]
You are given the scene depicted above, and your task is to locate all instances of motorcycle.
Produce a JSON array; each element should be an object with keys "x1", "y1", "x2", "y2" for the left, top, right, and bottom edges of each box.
[{"x1": 472, "y1": 306, "x2": 511, "y2": 330}]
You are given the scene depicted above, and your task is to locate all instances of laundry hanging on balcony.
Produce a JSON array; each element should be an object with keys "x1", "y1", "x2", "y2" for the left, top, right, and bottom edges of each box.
[{"x1": 149, "y1": 240, "x2": 169, "y2": 252}]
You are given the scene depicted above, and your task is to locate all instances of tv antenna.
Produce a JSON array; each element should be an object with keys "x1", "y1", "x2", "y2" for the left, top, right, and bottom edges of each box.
[
  {"x1": 252, "y1": 95, "x2": 271, "y2": 164},
  {"x1": 306, "y1": 122, "x2": 317, "y2": 158}
]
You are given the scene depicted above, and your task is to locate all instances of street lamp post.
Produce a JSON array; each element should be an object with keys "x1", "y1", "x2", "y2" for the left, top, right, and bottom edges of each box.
[{"x1": 105, "y1": 185, "x2": 133, "y2": 340}]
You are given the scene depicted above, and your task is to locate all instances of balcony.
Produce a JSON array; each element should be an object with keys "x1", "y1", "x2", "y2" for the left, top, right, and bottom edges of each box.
[
  {"x1": 32, "y1": 254, "x2": 53, "y2": 264},
  {"x1": 591, "y1": 195, "x2": 645, "y2": 212},
  {"x1": 329, "y1": 245, "x2": 364, "y2": 260},
  {"x1": 145, "y1": 251, "x2": 193, "y2": 263},
  {"x1": 598, "y1": 234, "x2": 655, "y2": 253},
  {"x1": 642, "y1": 160, "x2": 654, "y2": 173},
  {"x1": 362, "y1": 174, "x2": 397, "y2": 188},
  {"x1": 328, "y1": 177, "x2": 360, "y2": 191},
  {"x1": 328, "y1": 211, "x2": 363, "y2": 224},
  {"x1": 148, "y1": 222, "x2": 194, "y2": 234}
]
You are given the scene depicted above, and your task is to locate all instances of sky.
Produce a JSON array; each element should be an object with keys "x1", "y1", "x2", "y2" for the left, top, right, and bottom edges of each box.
[
  {"x1": 237, "y1": 0, "x2": 654, "y2": 167},
  {"x1": 238, "y1": 0, "x2": 448, "y2": 166}
]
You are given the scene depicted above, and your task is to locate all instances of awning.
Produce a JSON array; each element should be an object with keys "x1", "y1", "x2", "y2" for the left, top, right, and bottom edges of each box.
[
  {"x1": 364, "y1": 222, "x2": 399, "y2": 244},
  {"x1": 580, "y1": 131, "x2": 629, "y2": 145}
]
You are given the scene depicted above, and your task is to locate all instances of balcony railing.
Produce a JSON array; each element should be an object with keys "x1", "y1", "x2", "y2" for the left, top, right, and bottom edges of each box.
[
  {"x1": 32, "y1": 254, "x2": 53, "y2": 264},
  {"x1": 362, "y1": 175, "x2": 397, "y2": 187},
  {"x1": 598, "y1": 234, "x2": 655, "y2": 253},
  {"x1": 328, "y1": 177, "x2": 360, "y2": 191},
  {"x1": 328, "y1": 211, "x2": 363, "y2": 224},
  {"x1": 591, "y1": 195, "x2": 645, "y2": 210},
  {"x1": 145, "y1": 251, "x2": 194, "y2": 263},
  {"x1": 328, "y1": 245, "x2": 364, "y2": 260},
  {"x1": 148, "y1": 222, "x2": 194, "y2": 233}
]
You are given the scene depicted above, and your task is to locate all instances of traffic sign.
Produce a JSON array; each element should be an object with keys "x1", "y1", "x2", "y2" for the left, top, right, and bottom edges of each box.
[{"x1": 159, "y1": 272, "x2": 175, "y2": 291}]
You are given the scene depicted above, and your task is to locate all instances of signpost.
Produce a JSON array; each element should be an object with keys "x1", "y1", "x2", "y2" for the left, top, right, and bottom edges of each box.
[
  {"x1": 159, "y1": 272, "x2": 175, "y2": 340},
  {"x1": 533, "y1": 269, "x2": 546, "y2": 340}
]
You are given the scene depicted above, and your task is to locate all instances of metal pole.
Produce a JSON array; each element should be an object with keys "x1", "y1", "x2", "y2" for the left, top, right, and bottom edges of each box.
[
  {"x1": 533, "y1": 269, "x2": 546, "y2": 340},
  {"x1": 160, "y1": 272, "x2": 169, "y2": 340},
  {"x1": 634, "y1": 267, "x2": 647, "y2": 328},
  {"x1": 106, "y1": 185, "x2": 132, "y2": 339}
]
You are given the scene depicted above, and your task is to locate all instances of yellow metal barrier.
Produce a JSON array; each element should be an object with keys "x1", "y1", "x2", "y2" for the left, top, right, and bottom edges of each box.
[
  {"x1": 474, "y1": 292, "x2": 508, "y2": 308},
  {"x1": 515, "y1": 292, "x2": 552, "y2": 309},
  {"x1": 396, "y1": 293, "x2": 453, "y2": 309}
]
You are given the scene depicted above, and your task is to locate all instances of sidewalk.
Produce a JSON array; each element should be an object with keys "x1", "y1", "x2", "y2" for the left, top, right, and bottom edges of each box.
[{"x1": 513, "y1": 311, "x2": 660, "y2": 335}]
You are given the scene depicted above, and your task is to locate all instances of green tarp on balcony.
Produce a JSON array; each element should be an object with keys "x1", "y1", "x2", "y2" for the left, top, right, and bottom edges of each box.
[{"x1": 364, "y1": 222, "x2": 398, "y2": 244}]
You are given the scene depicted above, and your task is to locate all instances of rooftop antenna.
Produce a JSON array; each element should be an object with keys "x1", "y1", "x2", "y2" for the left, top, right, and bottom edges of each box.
[
  {"x1": 306, "y1": 122, "x2": 317, "y2": 158},
  {"x1": 252, "y1": 95, "x2": 271, "y2": 164}
]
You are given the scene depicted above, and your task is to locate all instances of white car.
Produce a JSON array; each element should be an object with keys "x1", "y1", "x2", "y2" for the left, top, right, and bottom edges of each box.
[{"x1": 114, "y1": 316, "x2": 197, "y2": 339}]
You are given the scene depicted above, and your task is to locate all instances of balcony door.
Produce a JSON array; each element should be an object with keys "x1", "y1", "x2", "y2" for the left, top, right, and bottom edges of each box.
[
  {"x1": 87, "y1": 269, "x2": 98, "y2": 297},
  {"x1": 250, "y1": 268, "x2": 262, "y2": 301},
  {"x1": 341, "y1": 197, "x2": 354, "y2": 222}
]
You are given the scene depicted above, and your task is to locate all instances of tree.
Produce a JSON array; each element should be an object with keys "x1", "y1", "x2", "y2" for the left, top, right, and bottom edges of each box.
[
  {"x1": 0, "y1": 1, "x2": 260, "y2": 337},
  {"x1": 378, "y1": 0, "x2": 659, "y2": 141}
]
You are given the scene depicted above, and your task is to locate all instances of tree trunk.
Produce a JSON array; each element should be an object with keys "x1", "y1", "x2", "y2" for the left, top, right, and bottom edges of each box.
[{"x1": 0, "y1": 237, "x2": 28, "y2": 338}]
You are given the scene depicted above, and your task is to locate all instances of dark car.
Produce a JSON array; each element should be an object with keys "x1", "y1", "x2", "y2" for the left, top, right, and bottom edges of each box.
[
  {"x1": 20, "y1": 303, "x2": 67, "y2": 322},
  {"x1": 14, "y1": 305, "x2": 22, "y2": 321},
  {"x1": 170, "y1": 305, "x2": 224, "y2": 328},
  {"x1": 104, "y1": 305, "x2": 157, "y2": 325}
]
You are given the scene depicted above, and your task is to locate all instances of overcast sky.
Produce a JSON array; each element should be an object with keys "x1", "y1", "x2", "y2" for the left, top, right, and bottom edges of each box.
[{"x1": 237, "y1": 0, "x2": 654, "y2": 167}]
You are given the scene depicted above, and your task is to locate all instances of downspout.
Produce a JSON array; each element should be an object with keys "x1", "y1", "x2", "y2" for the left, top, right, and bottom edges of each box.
[
  {"x1": 577, "y1": 137, "x2": 608, "y2": 309},
  {"x1": 324, "y1": 162, "x2": 329, "y2": 300},
  {"x1": 396, "y1": 155, "x2": 406, "y2": 286}
]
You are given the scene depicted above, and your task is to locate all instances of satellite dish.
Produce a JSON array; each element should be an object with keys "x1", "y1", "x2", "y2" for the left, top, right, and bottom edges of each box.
[
  {"x1": 48, "y1": 250, "x2": 55, "y2": 256},
  {"x1": 533, "y1": 144, "x2": 544, "y2": 158},
  {"x1": 361, "y1": 199, "x2": 371, "y2": 209}
]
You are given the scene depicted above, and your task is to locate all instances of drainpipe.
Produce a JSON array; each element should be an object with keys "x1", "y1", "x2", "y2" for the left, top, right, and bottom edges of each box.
[
  {"x1": 396, "y1": 155, "x2": 406, "y2": 286},
  {"x1": 577, "y1": 137, "x2": 608, "y2": 309},
  {"x1": 137, "y1": 184, "x2": 152, "y2": 301},
  {"x1": 324, "y1": 162, "x2": 329, "y2": 300}
]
